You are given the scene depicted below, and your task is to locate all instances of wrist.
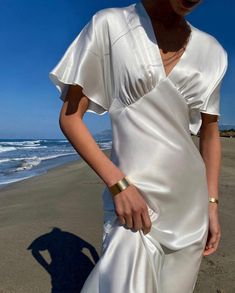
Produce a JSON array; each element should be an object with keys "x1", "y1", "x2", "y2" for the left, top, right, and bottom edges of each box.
[
  {"x1": 209, "y1": 202, "x2": 219, "y2": 208},
  {"x1": 209, "y1": 200, "x2": 219, "y2": 214},
  {"x1": 209, "y1": 204, "x2": 219, "y2": 217},
  {"x1": 208, "y1": 196, "x2": 219, "y2": 210},
  {"x1": 104, "y1": 170, "x2": 127, "y2": 188}
]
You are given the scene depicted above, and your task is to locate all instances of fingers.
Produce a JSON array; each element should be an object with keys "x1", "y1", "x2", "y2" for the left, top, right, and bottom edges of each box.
[
  {"x1": 203, "y1": 230, "x2": 221, "y2": 256},
  {"x1": 118, "y1": 215, "x2": 126, "y2": 226},
  {"x1": 203, "y1": 244, "x2": 218, "y2": 256},
  {"x1": 125, "y1": 211, "x2": 133, "y2": 229},
  {"x1": 116, "y1": 206, "x2": 152, "y2": 234},
  {"x1": 113, "y1": 186, "x2": 152, "y2": 234},
  {"x1": 132, "y1": 209, "x2": 144, "y2": 232},
  {"x1": 116, "y1": 207, "x2": 133, "y2": 228},
  {"x1": 141, "y1": 208, "x2": 152, "y2": 234}
]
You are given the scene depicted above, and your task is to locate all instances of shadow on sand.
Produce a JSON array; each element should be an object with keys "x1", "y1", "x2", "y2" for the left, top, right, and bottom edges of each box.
[{"x1": 27, "y1": 227, "x2": 100, "y2": 293}]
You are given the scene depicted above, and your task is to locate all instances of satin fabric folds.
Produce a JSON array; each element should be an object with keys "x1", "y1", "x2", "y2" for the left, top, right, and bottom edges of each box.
[{"x1": 49, "y1": 1, "x2": 228, "y2": 292}]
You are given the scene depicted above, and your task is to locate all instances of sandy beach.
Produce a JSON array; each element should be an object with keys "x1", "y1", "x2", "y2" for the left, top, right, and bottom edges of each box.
[{"x1": 0, "y1": 136, "x2": 234, "y2": 293}]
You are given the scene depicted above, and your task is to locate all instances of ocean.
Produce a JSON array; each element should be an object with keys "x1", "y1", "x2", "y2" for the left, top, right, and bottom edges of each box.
[
  {"x1": 1, "y1": 125, "x2": 233, "y2": 190},
  {"x1": 0, "y1": 133, "x2": 112, "y2": 189}
]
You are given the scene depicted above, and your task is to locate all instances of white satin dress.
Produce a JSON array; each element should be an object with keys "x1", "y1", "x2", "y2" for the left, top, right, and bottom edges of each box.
[{"x1": 49, "y1": 1, "x2": 228, "y2": 292}]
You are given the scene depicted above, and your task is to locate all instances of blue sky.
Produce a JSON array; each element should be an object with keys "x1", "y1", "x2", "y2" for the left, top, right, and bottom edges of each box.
[{"x1": 0, "y1": 0, "x2": 234, "y2": 139}]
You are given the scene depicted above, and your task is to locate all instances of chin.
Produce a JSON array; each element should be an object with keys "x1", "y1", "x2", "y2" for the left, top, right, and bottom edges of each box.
[{"x1": 171, "y1": 0, "x2": 200, "y2": 16}]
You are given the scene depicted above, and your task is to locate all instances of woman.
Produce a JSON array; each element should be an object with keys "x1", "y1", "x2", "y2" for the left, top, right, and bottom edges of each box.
[{"x1": 49, "y1": 0, "x2": 228, "y2": 292}]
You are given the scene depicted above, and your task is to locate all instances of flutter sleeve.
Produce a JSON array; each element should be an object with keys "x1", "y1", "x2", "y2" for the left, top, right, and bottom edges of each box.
[
  {"x1": 189, "y1": 46, "x2": 228, "y2": 135},
  {"x1": 199, "y1": 48, "x2": 228, "y2": 118},
  {"x1": 49, "y1": 12, "x2": 109, "y2": 115}
]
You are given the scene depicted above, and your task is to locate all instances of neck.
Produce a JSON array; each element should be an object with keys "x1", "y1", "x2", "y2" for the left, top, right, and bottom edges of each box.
[{"x1": 141, "y1": 0, "x2": 185, "y2": 28}]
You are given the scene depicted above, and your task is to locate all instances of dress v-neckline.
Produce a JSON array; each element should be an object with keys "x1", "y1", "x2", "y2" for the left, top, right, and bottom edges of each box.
[{"x1": 137, "y1": 1, "x2": 194, "y2": 80}]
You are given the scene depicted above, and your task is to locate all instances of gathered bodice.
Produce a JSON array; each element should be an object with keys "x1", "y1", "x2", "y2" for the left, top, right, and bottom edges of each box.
[{"x1": 101, "y1": 2, "x2": 228, "y2": 135}]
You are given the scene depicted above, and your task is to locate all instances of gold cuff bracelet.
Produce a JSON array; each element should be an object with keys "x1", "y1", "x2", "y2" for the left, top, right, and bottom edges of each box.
[{"x1": 108, "y1": 176, "x2": 131, "y2": 196}]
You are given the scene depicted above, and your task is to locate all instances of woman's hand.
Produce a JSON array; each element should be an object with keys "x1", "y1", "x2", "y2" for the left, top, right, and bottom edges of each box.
[
  {"x1": 112, "y1": 184, "x2": 152, "y2": 235},
  {"x1": 203, "y1": 204, "x2": 221, "y2": 256}
]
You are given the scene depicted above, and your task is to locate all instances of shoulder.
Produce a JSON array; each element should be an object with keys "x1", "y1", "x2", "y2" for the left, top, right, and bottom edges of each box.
[
  {"x1": 93, "y1": 3, "x2": 135, "y2": 24},
  {"x1": 190, "y1": 25, "x2": 228, "y2": 101},
  {"x1": 192, "y1": 25, "x2": 228, "y2": 69},
  {"x1": 90, "y1": 4, "x2": 136, "y2": 42}
]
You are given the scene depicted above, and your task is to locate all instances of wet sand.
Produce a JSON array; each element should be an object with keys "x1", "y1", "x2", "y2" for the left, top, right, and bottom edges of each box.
[{"x1": 0, "y1": 137, "x2": 234, "y2": 292}]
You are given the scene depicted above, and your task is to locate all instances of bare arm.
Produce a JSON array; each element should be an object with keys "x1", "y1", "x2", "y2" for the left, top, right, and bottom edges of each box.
[
  {"x1": 59, "y1": 84, "x2": 125, "y2": 187},
  {"x1": 59, "y1": 84, "x2": 152, "y2": 234},
  {"x1": 199, "y1": 113, "x2": 221, "y2": 256}
]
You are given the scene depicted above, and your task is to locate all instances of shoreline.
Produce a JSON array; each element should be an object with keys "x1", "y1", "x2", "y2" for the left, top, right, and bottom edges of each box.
[
  {"x1": 1, "y1": 135, "x2": 234, "y2": 192},
  {"x1": 0, "y1": 148, "x2": 111, "y2": 192},
  {"x1": 0, "y1": 140, "x2": 234, "y2": 292}
]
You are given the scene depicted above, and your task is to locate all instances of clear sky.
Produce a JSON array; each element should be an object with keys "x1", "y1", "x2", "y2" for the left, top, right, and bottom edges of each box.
[{"x1": 0, "y1": 0, "x2": 234, "y2": 139}]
